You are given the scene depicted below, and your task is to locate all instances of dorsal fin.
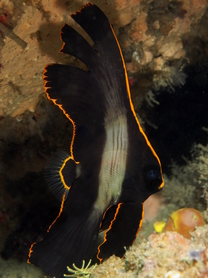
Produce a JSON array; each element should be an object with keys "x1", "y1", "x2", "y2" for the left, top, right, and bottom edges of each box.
[{"x1": 43, "y1": 4, "x2": 130, "y2": 161}]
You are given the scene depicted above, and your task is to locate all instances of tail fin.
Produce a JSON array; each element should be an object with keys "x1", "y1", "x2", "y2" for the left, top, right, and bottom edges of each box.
[{"x1": 28, "y1": 191, "x2": 102, "y2": 278}]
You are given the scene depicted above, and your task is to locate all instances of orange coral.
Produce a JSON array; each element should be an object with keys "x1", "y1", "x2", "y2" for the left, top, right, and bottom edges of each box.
[{"x1": 163, "y1": 208, "x2": 205, "y2": 238}]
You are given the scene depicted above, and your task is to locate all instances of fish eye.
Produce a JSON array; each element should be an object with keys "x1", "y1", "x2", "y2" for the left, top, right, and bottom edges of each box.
[
  {"x1": 147, "y1": 169, "x2": 159, "y2": 180},
  {"x1": 143, "y1": 165, "x2": 162, "y2": 192}
]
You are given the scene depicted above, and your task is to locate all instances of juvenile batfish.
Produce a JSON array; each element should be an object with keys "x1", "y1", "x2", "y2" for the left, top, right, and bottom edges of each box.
[{"x1": 28, "y1": 3, "x2": 164, "y2": 277}]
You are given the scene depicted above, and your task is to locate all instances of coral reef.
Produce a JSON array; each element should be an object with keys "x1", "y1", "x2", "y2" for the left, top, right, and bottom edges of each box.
[
  {"x1": 0, "y1": 0, "x2": 207, "y2": 117},
  {"x1": 1, "y1": 225, "x2": 208, "y2": 277},
  {"x1": 0, "y1": 0, "x2": 207, "y2": 277},
  {"x1": 190, "y1": 141, "x2": 208, "y2": 221},
  {"x1": 92, "y1": 225, "x2": 208, "y2": 278},
  {"x1": 119, "y1": 0, "x2": 208, "y2": 108},
  {"x1": 160, "y1": 140, "x2": 208, "y2": 217}
]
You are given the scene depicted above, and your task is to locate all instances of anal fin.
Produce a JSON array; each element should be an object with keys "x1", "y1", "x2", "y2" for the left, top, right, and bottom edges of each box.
[{"x1": 28, "y1": 192, "x2": 102, "y2": 278}]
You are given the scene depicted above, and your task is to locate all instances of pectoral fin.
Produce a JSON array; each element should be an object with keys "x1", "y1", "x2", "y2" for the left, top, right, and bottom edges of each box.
[{"x1": 44, "y1": 151, "x2": 78, "y2": 200}]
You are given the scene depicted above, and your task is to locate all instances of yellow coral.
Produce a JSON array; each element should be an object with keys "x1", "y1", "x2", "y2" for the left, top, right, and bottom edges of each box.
[{"x1": 153, "y1": 221, "x2": 166, "y2": 233}]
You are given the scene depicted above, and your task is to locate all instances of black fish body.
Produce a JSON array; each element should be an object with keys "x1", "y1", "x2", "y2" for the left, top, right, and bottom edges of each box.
[{"x1": 28, "y1": 3, "x2": 164, "y2": 277}]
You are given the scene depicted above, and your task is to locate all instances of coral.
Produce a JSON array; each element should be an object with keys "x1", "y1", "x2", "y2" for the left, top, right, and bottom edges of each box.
[
  {"x1": 0, "y1": 0, "x2": 14, "y2": 16},
  {"x1": 152, "y1": 63, "x2": 187, "y2": 92},
  {"x1": 119, "y1": 0, "x2": 208, "y2": 102},
  {"x1": 163, "y1": 208, "x2": 205, "y2": 238},
  {"x1": 154, "y1": 221, "x2": 166, "y2": 233},
  {"x1": 190, "y1": 141, "x2": 208, "y2": 220},
  {"x1": 92, "y1": 225, "x2": 208, "y2": 277},
  {"x1": 146, "y1": 143, "x2": 208, "y2": 239},
  {"x1": 143, "y1": 193, "x2": 164, "y2": 221},
  {"x1": 0, "y1": 0, "x2": 207, "y2": 118},
  {"x1": 161, "y1": 156, "x2": 206, "y2": 211},
  {"x1": 0, "y1": 1, "x2": 207, "y2": 277},
  {"x1": 165, "y1": 270, "x2": 181, "y2": 278},
  {"x1": 64, "y1": 260, "x2": 97, "y2": 278},
  {"x1": 154, "y1": 137, "x2": 208, "y2": 240}
]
